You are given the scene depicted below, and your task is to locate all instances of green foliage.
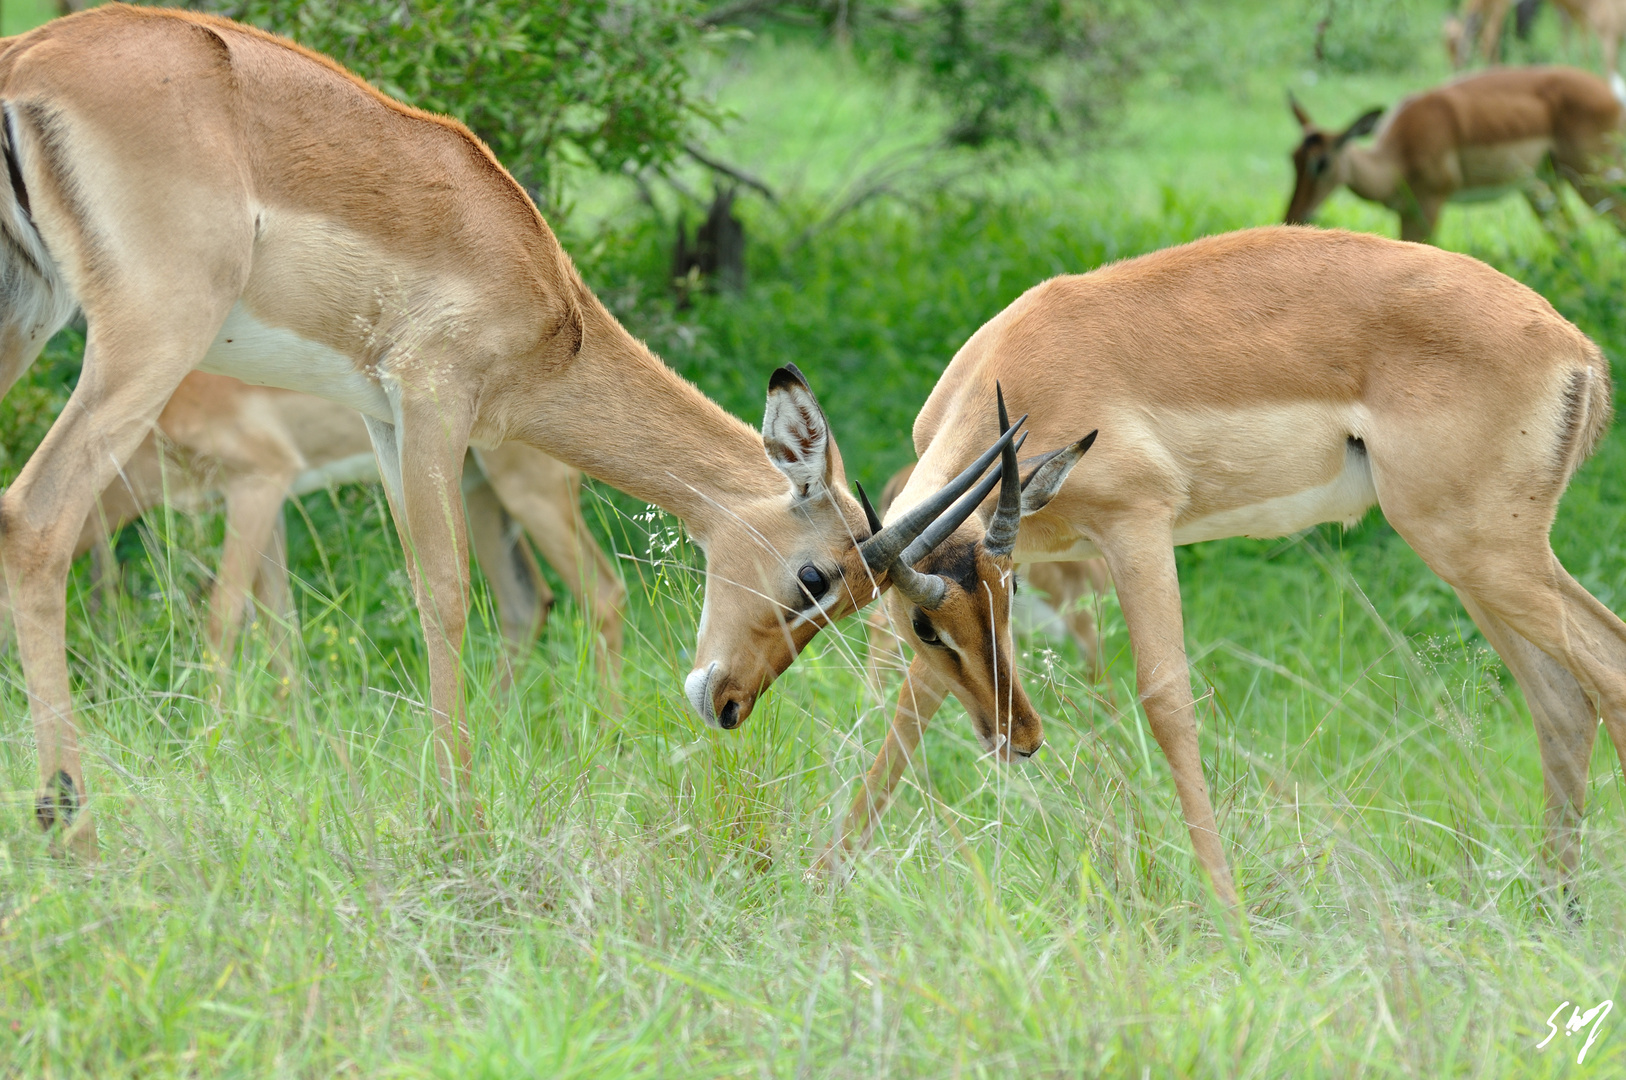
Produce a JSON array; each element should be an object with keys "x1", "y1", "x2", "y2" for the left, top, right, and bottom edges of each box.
[
  {"x1": 702, "y1": 0, "x2": 1145, "y2": 153},
  {"x1": 182, "y1": 0, "x2": 716, "y2": 211},
  {"x1": 1312, "y1": 0, "x2": 1427, "y2": 74},
  {"x1": 9, "y1": 3, "x2": 1626, "y2": 1074}
]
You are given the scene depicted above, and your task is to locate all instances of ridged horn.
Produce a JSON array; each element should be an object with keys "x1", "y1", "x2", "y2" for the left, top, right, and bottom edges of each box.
[
  {"x1": 897, "y1": 430, "x2": 1027, "y2": 570},
  {"x1": 982, "y1": 384, "x2": 1022, "y2": 558},
  {"x1": 859, "y1": 416, "x2": 1026, "y2": 573}
]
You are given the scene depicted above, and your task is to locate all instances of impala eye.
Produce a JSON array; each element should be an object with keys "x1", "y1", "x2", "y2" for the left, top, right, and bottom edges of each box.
[
  {"x1": 912, "y1": 609, "x2": 942, "y2": 647},
  {"x1": 797, "y1": 563, "x2": 829, "y2": 602},
  {"x1": 1311, "y1": 156, "x2": 1329, "y2": 177}
]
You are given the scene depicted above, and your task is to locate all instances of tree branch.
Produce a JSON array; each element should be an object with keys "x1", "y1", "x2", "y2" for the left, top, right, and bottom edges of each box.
[{"x1": 684, "y1": 143, "x2": 777, "y2": 201}]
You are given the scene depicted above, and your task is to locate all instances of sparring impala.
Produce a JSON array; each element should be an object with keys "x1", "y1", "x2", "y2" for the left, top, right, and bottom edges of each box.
[
  {"x1": 0, "y1": 371, "x2": 627, "y2": 687},
  {"x1": 829, "y1": 225, "x2": 1623, "y2": 916},
  {"x1": 1285, "y1": 66, "x2": 1626, "y2": 243},
  {"x1": 0, "y1": 5, "x2": 1011, "y2": 853}
]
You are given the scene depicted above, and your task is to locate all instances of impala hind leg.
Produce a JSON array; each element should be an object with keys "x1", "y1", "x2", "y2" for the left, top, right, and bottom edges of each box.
[
  {"x1": 1096, "y1": 520, "x2": 1239, "y2": 911},
  {"x1": 1455, "y1": 590, "x2": 1596, "y2": 915},
  {"x1": 365, "y1": 402, "x2": 478, "y2": 814},
  {"x1": 3, "y1": 321, "x2": 228, "y2": 854},
  {"x1": 819, "y1": 653, "x2": 947, "y2": 873}
]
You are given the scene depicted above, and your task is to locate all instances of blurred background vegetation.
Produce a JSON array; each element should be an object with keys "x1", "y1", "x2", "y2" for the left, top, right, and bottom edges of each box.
[{"x1": 9, "y1": 0, "x2": 1626, "y2": 1074}]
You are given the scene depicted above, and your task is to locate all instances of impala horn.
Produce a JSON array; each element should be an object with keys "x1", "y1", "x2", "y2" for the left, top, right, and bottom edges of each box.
[
  {"x1": 861, "y1": 402, "x2": 1028, "y2": 609},
  {"x1": 981, "y1": 384, "x2": 1023, "y2": 558}
]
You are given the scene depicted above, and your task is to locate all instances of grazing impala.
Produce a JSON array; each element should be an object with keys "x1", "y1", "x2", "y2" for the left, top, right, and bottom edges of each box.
[
  {"x1": 1285, "y1": 66, "x2": 1626, "y2": 243},
  {"x1": 0, "y1": 6, "x2": 1008, "y2": 853},
  {"x1": 9, "y1": 371, "x2": 626, "y2": 686},
  {"x1": 830, "y1": 226, "x2": 1622, "y2": 915}
]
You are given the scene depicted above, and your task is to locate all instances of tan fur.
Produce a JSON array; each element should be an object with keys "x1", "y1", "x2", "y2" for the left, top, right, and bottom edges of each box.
[
  {"x1": 0, "y1": 7, "x2": 875, "y2": 852},
  {"x1": 840, "y1": 227, "x2": 1620, "y2": 914},
  {"x1": 1285, "y1": 66, "x2": 1626, "y2": 242},
  {"x1": 0, "y1": 371, "x2": 626, "y2": 691}
]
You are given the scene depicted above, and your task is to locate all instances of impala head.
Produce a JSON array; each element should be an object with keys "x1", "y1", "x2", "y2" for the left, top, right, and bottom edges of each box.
[
  {"x1": 685, "y1": 365, "x2": 1020, "y2": 731},
  {"x1": 879, "y1": 389, "x2": 1095, "y2": 759},
  {"x1": 1284, "y1": 95, "x2": 1384, "y2": 226}
]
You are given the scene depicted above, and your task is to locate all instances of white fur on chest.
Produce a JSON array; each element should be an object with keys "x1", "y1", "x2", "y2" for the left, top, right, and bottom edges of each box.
[{"x1": 197, "y1": 304, "x2": 393, "y2": 421}]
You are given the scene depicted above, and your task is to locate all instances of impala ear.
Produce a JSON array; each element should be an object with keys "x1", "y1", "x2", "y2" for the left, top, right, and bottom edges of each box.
[
  {"x1": 1337, "y1": 107, "x2": 1384, "y2": 147},
  {"x1": 1288, "y1": 92, "x2": 1314, "y2": 131},
  {"x1": 1019, "y1": 431, "x2": 1096, "y2": 515},
  {"x1": 763, "y1": 363, "x2": 839, "y2": 498}
]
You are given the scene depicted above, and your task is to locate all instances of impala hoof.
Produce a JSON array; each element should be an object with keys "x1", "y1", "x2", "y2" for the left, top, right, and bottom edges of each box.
[{"x1": 34, "y1": 769, "x2": 77, "y2": 831}]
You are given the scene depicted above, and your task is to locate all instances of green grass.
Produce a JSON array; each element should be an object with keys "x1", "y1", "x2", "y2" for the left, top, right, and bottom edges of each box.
[{"x1": 9, "y1": 0, "x2": 1626, "y2": 1075}]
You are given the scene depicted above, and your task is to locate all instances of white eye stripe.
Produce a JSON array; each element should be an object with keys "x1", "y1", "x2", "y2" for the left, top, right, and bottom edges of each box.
[{"x1": 787, "y1": 591, "x2": 842, "y2": 630}]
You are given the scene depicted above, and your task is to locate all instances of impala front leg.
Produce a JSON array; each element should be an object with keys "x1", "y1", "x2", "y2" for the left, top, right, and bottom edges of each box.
[
  {"x1": 367, "y1": 403, "x2": 477, "y2": 816},
  {"x1": 1097, "y1": 519, "x2": 1240, "y2": 912},
  {"x1": 820, "y1": 654, "x2": 947, "y2": 871}
]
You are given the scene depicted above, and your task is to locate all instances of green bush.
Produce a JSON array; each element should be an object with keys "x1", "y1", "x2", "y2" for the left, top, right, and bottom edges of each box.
[{"x1": 180, "y1": 0, "x2": 717, "y2": 212}]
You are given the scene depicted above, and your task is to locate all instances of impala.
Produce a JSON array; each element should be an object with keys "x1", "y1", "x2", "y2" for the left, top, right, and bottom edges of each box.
[
  {"x1": 2, "y1": 371, "x2": 626, "y2": 686},
  {"x1": 0, "y1": 6, "x2": 1006, "y2": 852},
  {"x1": 1284, "y1": 66, "x2": 1626, "y2": 243},
  {"x1": 1447, "y1": 0, "x2": 1626, "y2": 78},
  {"x1": 836, "y1": 448, "x2": 1105, "y2": 864},
  {"x1": 830, "y1": 226, "x2": 1621, "y2": 914}
]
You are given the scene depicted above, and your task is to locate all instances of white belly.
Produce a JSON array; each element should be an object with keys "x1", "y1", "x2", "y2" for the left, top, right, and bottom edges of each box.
[
  {"x1": 1172, "y1": 441, "x2": 1377, "y2": 546},
  {"x1": 197, "y1": 304, "x2": 393, "y2": 421},
  {"x1": 1456, "y1": 137, "x2": 1552, "y2": 194}
]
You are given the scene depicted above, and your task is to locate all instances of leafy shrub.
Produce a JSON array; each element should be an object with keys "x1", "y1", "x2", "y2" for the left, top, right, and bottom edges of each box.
[
  {"x1": 176, "y1": 0, "x2": 717, "y2": 213},
  {"x1": 1312, "y1": 0, "x2": 1425, "y2": 74}
]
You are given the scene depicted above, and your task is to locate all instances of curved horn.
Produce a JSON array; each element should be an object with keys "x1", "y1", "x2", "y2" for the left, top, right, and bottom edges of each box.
[
  {"x1": 859, "y1": 416, "x2": 1026, "y2": 572},
  {"x1": 898, "y1": 429, "x2": 1028, "y2": 569},
  {"x1": 982, "y1": 384, "x2": 1022, "y2": 558},
  {"x1": 855, "y1": 481, "x2": 883, "y2": 535},
  {"x1": 890, "y1": 558, "x2": 948, "y2": 609}
]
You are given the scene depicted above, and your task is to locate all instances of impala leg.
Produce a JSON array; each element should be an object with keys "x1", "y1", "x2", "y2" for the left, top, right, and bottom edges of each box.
[
  {"x1": 1455, "y1": 590, "x2": 1595, "y2": 913},
  {"x1": 251, "y1": 512, "x2": 300, "y2": 687},
  {"x1": 463, "y1": 468, "x2": 549, "y2": 691},
  {"x1": 1097, "y1": 521, "x2": 1239, "y2": 911},
  {"x1": 477, "y1": 443, "x2": 626, "y2": 694},
  {"x1": 1399, "y1": 195, "x2": 1444, "y2": 244},
  {"x1": 3, "y1": 323, "x2": 223, "y2": 855},
  {"x1": 820, "y1": 653, "x2": 947, "y2": 871},
  {"x1": 367, "y1": 402, "x2": 477, "y2": 811},
  {"x1": 206, "y1": 473, "x2": 293, "y2": 674}
]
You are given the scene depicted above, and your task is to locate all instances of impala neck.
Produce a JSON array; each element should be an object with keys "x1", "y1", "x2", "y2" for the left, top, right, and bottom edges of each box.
[
  {"x1": 1342, "y1": 144, "x2": 1402, "y2": 208},
  {"x1": 529, "y1": 286, "x2": 787, "y2": 540}
]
